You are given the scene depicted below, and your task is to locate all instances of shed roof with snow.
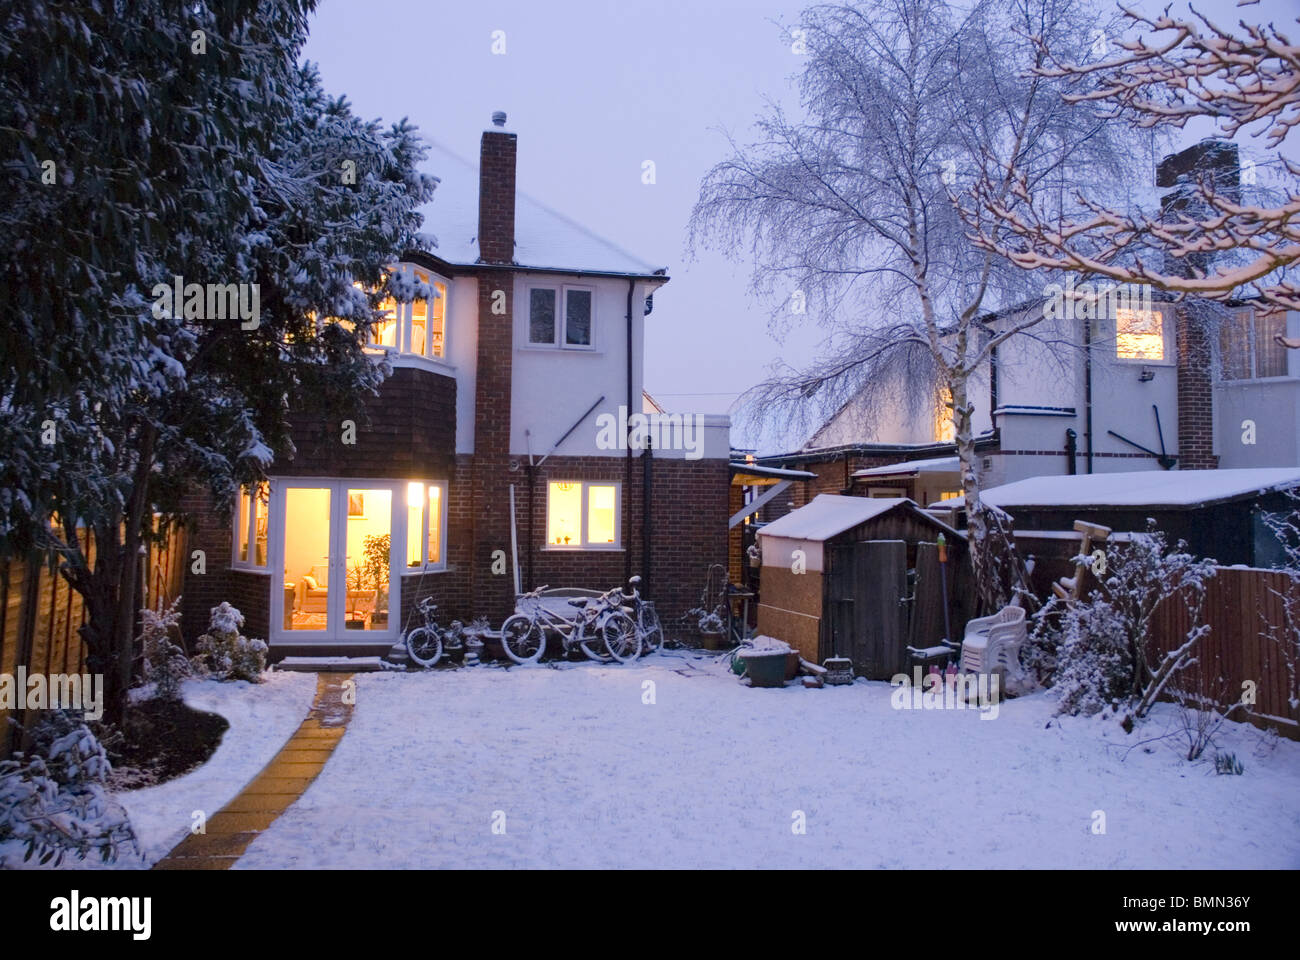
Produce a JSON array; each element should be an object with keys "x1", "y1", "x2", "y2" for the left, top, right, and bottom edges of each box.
[
  {"x1": 758, "y1": 494, "x2": 960, "y2": 543},
  {"x1": 981, "y1": 468, "x2": 1300, "y2": 511},
  {"x1": 851, "y1": 456, "x2": 961, "y2": 479}
]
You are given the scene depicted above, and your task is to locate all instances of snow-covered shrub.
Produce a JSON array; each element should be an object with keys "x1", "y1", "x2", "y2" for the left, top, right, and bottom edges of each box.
[
  {"x1": 0, "y1": 711, "x2": 140, "y2": 867},
  {"x1": 1032, "y1": 523, "x2": 1216, "y2": 726},
  {"x1": 196, "y1": 602, "x2": 267, "y2": 683},
  {"x1": 1049, "y1": 598, "x2": 1132, "y2": 717},
  {"x1": 139, "y1": 597, "x2": 193, "y2": 700}
]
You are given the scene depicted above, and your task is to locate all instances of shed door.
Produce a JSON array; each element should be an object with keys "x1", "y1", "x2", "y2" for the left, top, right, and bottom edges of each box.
[{"x1": 826, "y1": 540, "x2": 907, "y2": 680}]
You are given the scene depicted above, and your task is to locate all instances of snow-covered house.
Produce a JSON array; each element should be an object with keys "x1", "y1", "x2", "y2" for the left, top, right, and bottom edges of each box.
[
  {"x1": 181, "y1": 113, "x2": 730, "y2": 656},
  {"x1": 757, "y1": 142, "x2": 1300, "y2": 515}
]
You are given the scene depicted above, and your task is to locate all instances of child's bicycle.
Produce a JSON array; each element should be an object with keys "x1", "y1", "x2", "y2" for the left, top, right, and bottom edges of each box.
[{"x1": 405, "y1": 596, "x2": 447, "y2": 667}]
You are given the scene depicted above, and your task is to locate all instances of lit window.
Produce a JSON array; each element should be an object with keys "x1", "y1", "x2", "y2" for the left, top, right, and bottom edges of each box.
[
  {"x1": 233, "y1": 483, "x2": 268, "y2": 568},
  {"x1": 547, "y1": 482, "x2": 619, "y2": 548},
  {"x1": 933, "y1": 386, "x2": 954, "y2": 442},
  {"x1": 1116, "y1": 308, "x2": 1164, "y2": 360},
  {"x1": 1220, "y1": 308, "x2": 1287, "y2": 380},
  {"x1": 529, "y1": 285, "x2": 595, "y2": 348},
  {"x1": 405, "y1": 480, "x2": 447, "y2": 568}
]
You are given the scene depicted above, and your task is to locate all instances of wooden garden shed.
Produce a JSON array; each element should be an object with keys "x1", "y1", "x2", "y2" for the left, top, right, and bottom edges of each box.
[{"x1": 755, "y1": 495, "x2": 972, "y2": 679}]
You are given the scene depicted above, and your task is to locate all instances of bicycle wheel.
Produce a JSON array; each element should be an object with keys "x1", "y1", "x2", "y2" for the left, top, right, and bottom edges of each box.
[
  {"x1": 639, "y1": 603, "x2": 663, "y2": 654},
  {"x1": 602, "y1": 612, "x2": 641, "y2": 663},
  {"x1": 406, "y1": 626, "x2": 443, "y2": 668},
  {"x1": 576, "y1": 618, "x2": 612, "y2": 662},
  {"x1": 500, "y1": 614, "x2": 546, "y2": 665}
]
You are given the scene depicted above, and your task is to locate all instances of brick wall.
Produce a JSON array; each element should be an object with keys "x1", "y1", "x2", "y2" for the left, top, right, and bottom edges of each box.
[
  {"x1": 1176, "y1": 307, "x2": 1220, "y2": 469},
  {"x1": 276, "y1": 365, "x2": 456, "y2": 478}
]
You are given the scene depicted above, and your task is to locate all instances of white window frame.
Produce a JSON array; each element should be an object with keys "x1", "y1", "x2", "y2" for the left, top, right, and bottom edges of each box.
[
  {"x1": 231, "y1": 483, "x2": 269, "y2": 571},
  {"x1": 526, "y1": 283, "x2": 596, "y2": 351},
  {"x1": 545, "y1": 481, "x2": 621, "y2": 550},
  {"x1": 405, "y1": 479, "x2": 449, "y2": 572},
  {"x1": 1218, "y1": 307, "x2": 1291, "y2": 382},
  {"x1": 365, "y1": 263, "x2": 451, "y2": 363}
]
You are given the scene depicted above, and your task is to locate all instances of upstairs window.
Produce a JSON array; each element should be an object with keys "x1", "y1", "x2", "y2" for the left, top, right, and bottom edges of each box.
[
  {"x1": 1116, "y1": 308, "x2": 1165, "y2": 361},
  {"x1": 363, "y1": 266, "x2": 447, "y2": 360},
  {"x1": 1220, "y1": 308, "x2": 1287, "y2": 380},
  {"x1": 528, "y1": 285, "x2": 594, "y2": 349},
  {"x1": 547, "y1": 482, "x2": 619, "y2": 548}
]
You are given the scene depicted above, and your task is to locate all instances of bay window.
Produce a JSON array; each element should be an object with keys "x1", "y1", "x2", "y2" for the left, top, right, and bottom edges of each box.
[
  {"x1": 364, "y1": 265, "x2": 448, "y2": 361},
  {"x1": 547, "y1": 481, "x2": 619, "y2": 548}
]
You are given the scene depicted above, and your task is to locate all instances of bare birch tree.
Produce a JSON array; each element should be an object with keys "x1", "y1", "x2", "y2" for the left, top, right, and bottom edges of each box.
[
  {"x1": 690, "y1": 0, "x2": 1143, "y2": 608},
  {"x1": 963, "y1": 3, "x2": 1300, "y2": 315}
]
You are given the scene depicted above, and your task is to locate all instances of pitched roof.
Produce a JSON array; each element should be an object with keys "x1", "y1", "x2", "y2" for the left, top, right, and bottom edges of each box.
[
  {"x1": 981, "y1": 468, "x2": 1300, "y2": 510},
  {"x1": 757, "y1": 493, "x2": 958, "y2": 541},
  {"x1": 417, "y1": 140, "x2": 666, "y2": 278}
]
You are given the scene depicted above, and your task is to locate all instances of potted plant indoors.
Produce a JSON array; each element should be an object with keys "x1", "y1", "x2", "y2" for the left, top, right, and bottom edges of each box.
[
  {"x1": 361, "y1": 533, "x2": 390, "y2": 629},
  {"x1": 345, "y1": 563, "x2": 367, "y2": 630}
]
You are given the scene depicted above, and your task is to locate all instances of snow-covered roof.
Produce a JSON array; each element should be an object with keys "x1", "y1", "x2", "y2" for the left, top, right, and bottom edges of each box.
[
  {"x1": 981, "y1": 468, "x2": 1300, "y2": 510},
  {"x1": 417, "y1": 141, "x2": 666, "y2": 278},
  {"x1": 758, "y1": 494, "x2": 942, "y2": 541},
  {"x1": 853, "y1": 456, "x2": 960, "y2": 479},
  {"x1": 730, "y1": 462, "x2": 818, "y2": 481}
]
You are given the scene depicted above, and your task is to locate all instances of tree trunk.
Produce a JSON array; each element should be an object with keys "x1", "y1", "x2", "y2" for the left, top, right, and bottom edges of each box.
[{"x1": 953, "y1": 375, "x2": 995, "y2": 612}]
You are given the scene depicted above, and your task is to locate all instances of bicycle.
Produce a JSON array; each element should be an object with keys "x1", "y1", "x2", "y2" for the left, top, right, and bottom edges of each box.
[
  {"x1": 405, "y1": 596, "x2": 446, "y2": 668},
  {"x1": 623, "y1": 576, "x2": 663, "y2": 655},
  {"x1": 499, "y1": 585, "x2": 639, "y2": 665}
]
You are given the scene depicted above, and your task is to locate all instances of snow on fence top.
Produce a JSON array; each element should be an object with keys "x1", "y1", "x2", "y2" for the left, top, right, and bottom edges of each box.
[
  {"x1": 758, "y1": 494, "x2": 916, "y2": 542},
  {"x1": 981, "y1": 467, "x2": 1300, "y2": 510},
  {"x1": 419, "y1": 142, "x2": 665, "y2": 277}
]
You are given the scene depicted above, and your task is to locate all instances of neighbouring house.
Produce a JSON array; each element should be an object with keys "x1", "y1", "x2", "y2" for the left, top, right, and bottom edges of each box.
[
  {"x1": 181, "y1": 112, "x2": 731, "y2": 656},
  {"x1": 982, "y1": 467, "x2": 1300, "y2": 569},
  {"x1": 756, "y1": 141, "x2": 1300, "y2": 518},
  {"x1": 755, "y1": 494, "x2": 971, "y2": 677}
]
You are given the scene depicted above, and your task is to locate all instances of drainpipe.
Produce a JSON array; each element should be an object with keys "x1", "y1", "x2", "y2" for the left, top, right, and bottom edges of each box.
[
  {"x1": 1065, "y1": 428, "x2": 1078, "y2": 476},
  {"x1": 1084, "y1": 317, "x2": 1095, "y2": 474},
  {"x1": 625, "y1": 279, "x2": 635, "y2": 585},
  {"x1": 525, "y1": 463, "x2": 535, "y2": 590},
  {"x1": 643, "y1": 434, "x2": 652, "y2": 598}
]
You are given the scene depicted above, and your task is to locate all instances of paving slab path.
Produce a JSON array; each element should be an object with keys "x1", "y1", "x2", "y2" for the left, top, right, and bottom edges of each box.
[{"x1": 153, "y1": 673, "x2": 354, "y2": 870}]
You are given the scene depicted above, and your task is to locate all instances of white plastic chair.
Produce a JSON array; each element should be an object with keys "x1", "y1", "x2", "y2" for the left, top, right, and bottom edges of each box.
[{"x1": 958, "y1": 605, "x2": 1027, "y2": 684}]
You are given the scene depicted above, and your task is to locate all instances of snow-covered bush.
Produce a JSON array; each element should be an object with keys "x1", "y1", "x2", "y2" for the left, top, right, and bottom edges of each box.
[
  {"x1": 1032, "y1": 523, "x2": 1216, "y2": 726},
  {"x1": 139, "y1": 597, "x2": 193, "y2": 700},
  {"x1": 0, "y1": 711, "x2": 140, "y2": 867},
  {"x1": 1049, "y1": 598, "x2": 1132, "y2": 717},
  {"x1": 196, "y1": 602, "x2": 267, "y2": 683}
]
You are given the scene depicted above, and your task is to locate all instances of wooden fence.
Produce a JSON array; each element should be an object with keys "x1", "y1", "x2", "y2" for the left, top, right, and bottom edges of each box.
[
  {"x1": 0, "y1": 524, "x2": 187, "y2": 758},
  {"x1": 1148, "y1": 566, "x2": 1299, "y2": 739}
]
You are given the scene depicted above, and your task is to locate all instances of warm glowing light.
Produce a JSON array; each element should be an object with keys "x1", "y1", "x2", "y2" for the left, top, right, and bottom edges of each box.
[{"x1": 1117, "y1": 309, "x2": 1164, "y2": 360}]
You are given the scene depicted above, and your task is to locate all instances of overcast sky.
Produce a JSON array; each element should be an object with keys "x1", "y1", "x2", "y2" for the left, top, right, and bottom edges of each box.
[{"x1": 302, "y1": 0, "x2": 1295, "y2": 453}]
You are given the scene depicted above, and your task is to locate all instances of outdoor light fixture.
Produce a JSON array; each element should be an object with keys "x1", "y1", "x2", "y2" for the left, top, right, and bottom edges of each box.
[{"x1": 1139, "y1": 366, "x2": 1155, "y2": 382}]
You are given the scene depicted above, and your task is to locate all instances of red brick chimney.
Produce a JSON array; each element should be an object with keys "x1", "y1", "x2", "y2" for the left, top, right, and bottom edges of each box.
[
  {"x1": 1160, "y1": 141, "x2": 1235, "y2": 470},
  {"x1": 470, "y1": 112, "x2": 518, "y2": 621},
  {"x1": 478, "y1": 110, "x2": 516, "y2": 264}
]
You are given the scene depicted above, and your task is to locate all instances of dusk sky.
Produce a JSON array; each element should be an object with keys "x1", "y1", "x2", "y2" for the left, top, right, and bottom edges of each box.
[{"x1": 303, "y1": 0, "x2": 1294, "y2": 453}]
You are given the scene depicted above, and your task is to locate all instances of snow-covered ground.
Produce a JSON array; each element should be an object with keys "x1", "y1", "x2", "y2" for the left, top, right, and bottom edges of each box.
[
  {"x1": 233, "y1": 654, "x2": 1300, "y2": 869},
  {"x1": 0, "y1": 672, "x2": 315, "y2": 869},
  {"x1": 120, "y1": 672, "x2": 315, "y2": 865}
]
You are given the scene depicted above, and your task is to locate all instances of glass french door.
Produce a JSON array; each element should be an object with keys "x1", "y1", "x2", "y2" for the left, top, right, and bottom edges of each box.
[{"x1": 271, "y1": 480, "x2": 402, "y2": 643}]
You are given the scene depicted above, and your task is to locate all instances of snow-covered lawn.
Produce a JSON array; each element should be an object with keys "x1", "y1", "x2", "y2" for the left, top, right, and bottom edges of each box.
[
  {"x1": 234, "y1": 654, "x2": 1300, "y2": 869},
  {"x1": 118, "y1": 672, "x2": 316, "y2": 866}
]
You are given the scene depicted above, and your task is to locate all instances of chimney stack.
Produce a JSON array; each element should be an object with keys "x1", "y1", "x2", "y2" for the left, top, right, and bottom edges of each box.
[{"x1": 478, "y1": 111, "x2": 516, "y2": 264}]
